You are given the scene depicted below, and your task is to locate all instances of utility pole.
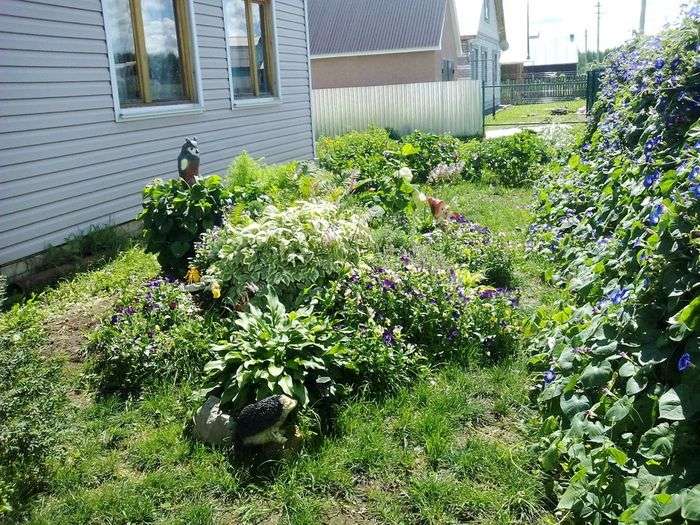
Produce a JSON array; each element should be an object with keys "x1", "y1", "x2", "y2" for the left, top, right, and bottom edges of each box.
[
  {"x1": 596, "y1": 1, "x2": 601, "y2": 58},
  {"x1": 584, "y1": 29, "x2": 588, "y2": 69},
  {"x1": 526, "y1": 0, "x2": 540, "y2": 62},
  {"x1": 526, "y1": 0, "x2": 531, "y2": 60},
  {"x1": 639, "y1": 0, "x2": 647, "y2": 34}
]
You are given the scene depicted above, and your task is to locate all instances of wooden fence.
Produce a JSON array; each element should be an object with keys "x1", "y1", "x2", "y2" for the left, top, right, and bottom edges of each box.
[
  {"x1": 499, "y1": 76, "x2": 587, "y2": 105},
  {"x1": 312, "y1": 79, "x2": 483, "y2": 138}
]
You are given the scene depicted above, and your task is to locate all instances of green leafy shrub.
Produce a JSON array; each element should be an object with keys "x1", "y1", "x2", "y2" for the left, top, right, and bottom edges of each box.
[
  {"x1": 456, "y1": 132, "x2": 552, "y2": 187},
  {"x1": 347, "y1": 166, "x2": 419, "y2": 215},
  {"x1": 527, "y1": 13, "x2": 700, "y2": 522},
  {"x1": 87, "y1": 278, "x2": 222, "y2": 394},
  {"x1": 0, "y1": 307, "x2": 66, "y2": 517},
  {"x1": 140, "y1": 176, "x2": 232, "y2": 277},
  {"x1": 202, "y1": 293, "x2": 337, "y2": 409},
  {"x1": 317, "y1": 127, "x2": 398, "y2": 176},
  {"x1": 195, "y1": 200, "x2": 370, "y2": 305},
  {"x1": 400, "y1": 130, "x2": 462, "y2": 183}
]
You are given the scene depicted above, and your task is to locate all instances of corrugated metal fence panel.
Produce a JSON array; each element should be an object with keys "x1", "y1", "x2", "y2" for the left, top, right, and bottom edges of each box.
[{"x1": 312, "y1": 79, "x2": 483, "y2": 138}]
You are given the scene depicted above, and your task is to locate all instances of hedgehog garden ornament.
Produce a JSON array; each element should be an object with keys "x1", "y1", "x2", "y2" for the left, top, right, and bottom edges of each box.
[{"x1": 235, "y1": 395, "x2": 298, "y2": 446}]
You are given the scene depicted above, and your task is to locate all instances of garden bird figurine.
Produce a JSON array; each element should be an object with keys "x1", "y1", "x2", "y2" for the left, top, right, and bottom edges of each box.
[
  {"x1": 178, "y1": 136, "x2": 200, "y2": 186},
  {"x1": 236, "y1": 395, "x2": 298, "y2": 446}
]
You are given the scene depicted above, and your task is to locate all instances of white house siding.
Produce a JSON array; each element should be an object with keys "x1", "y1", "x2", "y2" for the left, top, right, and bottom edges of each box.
[
  {"x1": 0, "y1": 0, "x2": 315, "y2": 266},
  {"x1": 457, "y1": 0, "x2": 502, "y2": 109}
]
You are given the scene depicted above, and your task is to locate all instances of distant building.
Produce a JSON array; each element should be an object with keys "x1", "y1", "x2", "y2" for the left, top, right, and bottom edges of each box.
[
  {"x1": 456, "y1": 0, "x2": 508, "y2": 109},
  {"x1": 308, "y1": 0, "x2": 462, "y2": 89},
  {"x1": 509, "y1": 34, "x2": 580, "y2": 80}
]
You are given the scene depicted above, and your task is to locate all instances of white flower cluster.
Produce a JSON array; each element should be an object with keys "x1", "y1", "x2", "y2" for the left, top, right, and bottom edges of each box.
[{"x1": 426, "y1": 162, "x2": 465, "y2": 184}]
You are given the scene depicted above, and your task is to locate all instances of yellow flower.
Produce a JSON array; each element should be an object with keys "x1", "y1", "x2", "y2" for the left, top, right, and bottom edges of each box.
[
  {"x1": 211, "y1": 282, "x2": 221, "y2": 299},
  {"x1": 186, "y1": 266, "x2": 201, "y2": 284}
]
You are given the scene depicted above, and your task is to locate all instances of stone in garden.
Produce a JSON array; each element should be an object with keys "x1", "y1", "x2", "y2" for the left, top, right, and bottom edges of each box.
[
  {"x1": 193, "y1": 395, "x2": 235, "y2": 445},
  {"x1": 236, "y1": 394, "x2": 298, "y2": 446}
]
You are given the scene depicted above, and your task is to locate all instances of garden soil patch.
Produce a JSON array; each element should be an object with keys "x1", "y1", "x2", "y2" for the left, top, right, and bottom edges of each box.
[{"x1": 42, "y1": 296, "x2": 113, "y2": 363}]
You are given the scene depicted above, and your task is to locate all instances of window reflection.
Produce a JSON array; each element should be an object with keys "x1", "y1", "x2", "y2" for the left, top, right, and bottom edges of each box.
[
  {"x1": 224, "y1": 0, "x2": 276, "y2": 100},
  {"x1": 105, "y1": 0, "x2": 192, "y2": 107}
]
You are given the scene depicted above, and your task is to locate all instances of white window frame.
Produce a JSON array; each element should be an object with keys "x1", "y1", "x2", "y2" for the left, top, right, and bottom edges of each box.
[
  {"x1": 222, "y1": 0, "x2": 282, "y2": 108},
  {"x1": 102, "y1": 0, "x2": 205, "y2": 122}
]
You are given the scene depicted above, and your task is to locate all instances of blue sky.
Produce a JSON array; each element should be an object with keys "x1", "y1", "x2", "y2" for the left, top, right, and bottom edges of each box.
[{"x1": 498, "y1": 0, "x2": 687, "y2": 63}]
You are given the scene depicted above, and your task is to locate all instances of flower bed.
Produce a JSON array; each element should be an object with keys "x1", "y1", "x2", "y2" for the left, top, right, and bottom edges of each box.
[{"x1": 528, "y1": 9, "x2": 700, "y2": 522}]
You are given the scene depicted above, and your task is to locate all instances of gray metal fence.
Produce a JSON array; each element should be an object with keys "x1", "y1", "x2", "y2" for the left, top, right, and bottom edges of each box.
[
  {"x1": 499, "y1": 76, "x2": 587, "y2": 105},
  {"x1": 312, "y1": 79, "x2": 483, "y2": 138}
]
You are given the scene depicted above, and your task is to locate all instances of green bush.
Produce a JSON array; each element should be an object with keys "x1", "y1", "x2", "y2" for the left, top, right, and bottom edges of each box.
[
  {"x1": 456, "y1": 132, "x2": 553, "y2": 187},
  {"x1": 400, "y1": 130, "x2": 462, "y2": 183},
  {"x1": 347, "y1": 166, "x2": 419, "y2": 216},
  {"x1": 317, "y1": 127, "x2": 398, "y2": 176},
  {"x1": 527, "y1": 13, "x2": 700, "y2": 522},
  {"x1": 203, "y1": 293, "x2": 338, "y2": 410},
  {"x1": 140, "y1": 176, "x2": 232, "y2": 277},
  {"x1": 87, "y1": 278, "x2": 222, "y2": 394},
  {"x1": 0, "y1": 307, "x2": 66, "y2": 518},
  {"x1": 195, "y1": 200, "x2": 370, "y2": 305}
]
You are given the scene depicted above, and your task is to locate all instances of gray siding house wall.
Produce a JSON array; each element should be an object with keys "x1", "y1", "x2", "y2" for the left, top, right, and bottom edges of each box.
[
  {"x1": 456, "y1": 0, "x2": 508, "y2": 110},
  {"x1": 0, "y1": 0, "x2": 315, "y2": 267}
]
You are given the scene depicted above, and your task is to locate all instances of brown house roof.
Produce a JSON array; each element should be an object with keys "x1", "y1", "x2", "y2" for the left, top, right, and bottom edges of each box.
[{"x1": 308, "y1": 0, "x2": 458, "y2": 57}]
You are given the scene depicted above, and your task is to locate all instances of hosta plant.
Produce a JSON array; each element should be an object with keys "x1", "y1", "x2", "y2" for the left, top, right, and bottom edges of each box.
[
  {"x1": 528, "y1": 9, "x2": 700, "y2": 523},
  {"x1": 195, "y1": 200, "x2": 370, "y2": 305},
  {"x1": 202, "y1": 293, "x2": 337, "y2": 409}
]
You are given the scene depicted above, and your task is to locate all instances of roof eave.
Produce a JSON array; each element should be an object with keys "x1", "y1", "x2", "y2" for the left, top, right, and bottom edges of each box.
[{"x1": 311, "y1": 46, "x2": 441, "y2": 59}]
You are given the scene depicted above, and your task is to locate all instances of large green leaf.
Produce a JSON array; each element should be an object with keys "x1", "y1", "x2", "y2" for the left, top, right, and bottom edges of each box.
[
  {"x1": 672, "y1": 295, "x2": 700, "y2": 331},
  {"x1": 682, "y1": 485, "x2": 700, "y2": 521},
  {"x1": 638, "y1": 423, "x2": 674, "y2": 461},
  {"x1": 560, "y1": 393, "x2": 591, "y2": 419},
  {"x1": 580, "y1": 360, "x2": 613, "y2": 389},
  {"x1": 658, "y1": 388, "x2": 684, "y2": 421}
]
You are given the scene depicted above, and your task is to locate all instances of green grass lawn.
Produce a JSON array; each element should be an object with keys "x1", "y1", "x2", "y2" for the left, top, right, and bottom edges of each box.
[
  {"x1": 485, "y1": 99, "x2": 586, "y2": 128},
  {"x1": 4, "y1": 182, "x2": 559, "y2": 525}
]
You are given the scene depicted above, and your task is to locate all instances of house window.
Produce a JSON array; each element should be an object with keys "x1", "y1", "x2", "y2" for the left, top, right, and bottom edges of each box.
[
  {"x1": 484, "y1": 0, "x2": 490, "y2": 21},
  {"x1": 223, "y1": 0, "x2": 278, "y2": 103},
  {"x1": 104, "y1": 0, "x2": 200, "y2": 118}
]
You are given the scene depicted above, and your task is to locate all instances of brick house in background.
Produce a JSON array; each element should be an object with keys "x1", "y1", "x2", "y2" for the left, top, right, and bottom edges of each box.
[{"x1": 307, "y1": 0, "x2": 462, "y2": 89}]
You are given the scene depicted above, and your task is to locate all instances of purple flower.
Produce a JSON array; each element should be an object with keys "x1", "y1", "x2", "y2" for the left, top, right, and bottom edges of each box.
[
  {"x1": 349, "y1": 272, "x2": 359, "y2": 284},
  {"x1": 654, "y1": 58, "x2": 665, "y2": 70},
  {"x1": 381, "y1": 279, "x2": 396, "y2": 291},
  {"x1": 110, "y1": 315, "x2": 121, "y2": 325},
  {"x1": 643, "y1": 170, "x2": 660, "y2": 188},
  {"x1": 449, "y1": 213, "x2": 468, "y2": 224},
  {"x1": 447, "y1": 328, "x2": 460, "y2": 341},
  {"x1": 543, "y1": 369, "x2": 556, "y2": 386},
  {"x1": 690, "y1": 166, "x2": 700, "y2": 181},
  {"x1": 479, "y1": 289, "x2": 497, "y2": 300},
  {"x1": 608, "y1": 287, "x2": 631, "y2": 305},
  {"x1": 691, "y1": 184, "x2": 700, "y2": 198},
  {"x1": 399, "y1": 254, "x2": 410, "y2": 266},
  {"x1": 670, "y1": 57, "x2": 681, "y2": 70},
  {"x1": 677, "y1": 352, "x2": 692, "y2": 372},
  {"x1": 122, "y1": 306, "x2": 136, "y2": 316},
  {"x1": 382, "y1": 329, "x2": 395, "y2": 346},
  {"x1": 647, "y1": 204, "x2": 664, "y2": 226}
]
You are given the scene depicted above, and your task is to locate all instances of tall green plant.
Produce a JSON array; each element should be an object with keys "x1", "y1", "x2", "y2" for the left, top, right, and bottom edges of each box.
[
  {"x1": 140, "y1": 176, "x2": 231, "y2": 277},
  {"x1": 528, "y1": 11, "x2": 700, "y2": 522}
]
